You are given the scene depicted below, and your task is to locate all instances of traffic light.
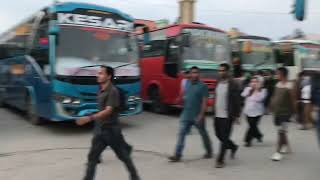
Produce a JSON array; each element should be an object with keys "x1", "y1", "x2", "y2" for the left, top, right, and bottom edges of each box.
[{"x1": 291, "y1": 0, "x2": 306, "y2": 21}]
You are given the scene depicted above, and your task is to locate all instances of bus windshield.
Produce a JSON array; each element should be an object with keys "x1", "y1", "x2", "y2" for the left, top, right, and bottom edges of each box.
[
  {"x1": 301, "y1": 48, "x2": 320, "y2": 69},
  {"x1": 56, "y1": 26, "x2": 139, "y2": 76},
  {"x1": 182, "y1": 28, "x2": 230, "y2": 64},
  {"x1": 241, "y1": 40, "x2": 275, "y2": 67}
]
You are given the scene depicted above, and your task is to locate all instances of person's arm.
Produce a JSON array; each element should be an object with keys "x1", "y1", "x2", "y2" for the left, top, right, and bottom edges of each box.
[
  {"x1": 91, "y1": 107, "x2": 113, "y2": 121},
  {"x1": 241, "y1": 87, "x2": 252, "y2": 97},
  {"x1": 252, "y1": 89, "x2": 267, "y2": 102},
  {"x1": 76, "y1": 89, "x2": 118, "y2": 126},
  {"x1": 290, "y1": 83, "x2": 298, "y2": 113},
  {"x1": 232, "y1": 80, "x2": 242, "y2": 119},
  {"x1": 178, "y1": 80, "x2": 185, "y2": 104},
  {"x1": 76, "y1": 106, "x2": 114, "y2": 126},
  {"x1": 197, "y1": 85, "x2": 209, "y2": 123}
]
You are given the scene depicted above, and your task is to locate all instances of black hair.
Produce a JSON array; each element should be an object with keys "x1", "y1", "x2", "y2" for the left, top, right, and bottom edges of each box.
[
  {"x1": 101, "y1": 65, "x2": 115, "y2": 80},
  {"x1": 190, "y1": 66, "x2": 199, "y2": 71},
  {"x1": 277, "y1": 67, "x2": 288, "y2": 78},
  {"x1": 220, "y1": 63, "x2": 230, "y2": 71}
]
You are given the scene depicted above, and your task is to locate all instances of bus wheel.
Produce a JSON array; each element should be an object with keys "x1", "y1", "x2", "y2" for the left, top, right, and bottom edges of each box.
[
  {"x1": 0, "y1": 90, "x2": 6, "y2": 108},
  {"x1": 150, "y1": 88, "x2": 167, "y2": 114},
  {"x1": 26, "y1": 95, "x2": 42, "y2": 125}
]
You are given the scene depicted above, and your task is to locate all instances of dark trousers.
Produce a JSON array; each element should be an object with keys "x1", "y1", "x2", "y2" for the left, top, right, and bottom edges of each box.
[
  {"x1": 84, "y1": 126, "x2": 139, "y2": 180},
  {"x1": 214, "y1": 117, "x2": 237, "y2": 163},
  {"x1": 244, "y1": 116, "x2": 263, "y2": 143},
  {"x1": 175, "y1": 120, "x2": 212, "y2": 157},
  {"x1": 317, "y1": 109, "x2": 320, "y2": 147}
]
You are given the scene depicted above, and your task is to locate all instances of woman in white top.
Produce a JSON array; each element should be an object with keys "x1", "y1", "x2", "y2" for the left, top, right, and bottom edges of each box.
[{"x1": 241, "y1": 77, "x2": 267, "y2": 147}]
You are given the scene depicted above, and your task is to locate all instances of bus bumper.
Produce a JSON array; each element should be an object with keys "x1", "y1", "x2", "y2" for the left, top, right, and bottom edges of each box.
[{"x1": 51, "y1": 100, "x2": 143, "y2": 122}]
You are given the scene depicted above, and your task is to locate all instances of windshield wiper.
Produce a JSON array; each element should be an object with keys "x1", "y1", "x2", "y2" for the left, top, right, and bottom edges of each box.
[
  {"x1": 253, "y1": 61, "x2": 269, "y2": 68},
  {"x1": 113, "y1": 62, "x2": 137, "y2": 69},
  {"x1": 56, "y1": 61, "x2": 139, "y2": 83}
]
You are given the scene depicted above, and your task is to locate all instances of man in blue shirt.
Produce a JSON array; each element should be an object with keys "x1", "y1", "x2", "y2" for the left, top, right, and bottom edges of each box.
[{"x1": 169, "y1": 66, "x2": 213, "y2": 162}]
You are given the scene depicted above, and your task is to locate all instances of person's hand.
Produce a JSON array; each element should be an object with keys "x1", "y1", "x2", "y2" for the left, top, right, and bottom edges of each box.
[
  {"x1": 196, "y1": 115, "x2": 204, "y2": 124},
  {"x1": 76, "y1": 116, "x2": 91, "y2": 126}
]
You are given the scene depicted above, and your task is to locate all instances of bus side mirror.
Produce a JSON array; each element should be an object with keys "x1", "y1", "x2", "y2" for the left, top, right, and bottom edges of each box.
[
  {"x1": 49, "y1": 25, "x2": 60, "y2": 36},
  {"x1": 182, "y1": 33, "x2": 191, "y2": 47}
]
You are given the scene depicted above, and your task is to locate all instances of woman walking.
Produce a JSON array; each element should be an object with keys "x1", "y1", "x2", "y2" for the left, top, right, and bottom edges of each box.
[{"x1": 241, "y1": 77, "x2": 267, "y2": 147}]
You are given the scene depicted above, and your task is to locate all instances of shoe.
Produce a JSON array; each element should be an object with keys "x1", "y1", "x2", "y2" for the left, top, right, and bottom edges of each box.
[
  {"x1": 203, "y1": 153, "x2": 213, "y2": 159},
  {"x1": 257, "y1": 135, "x2": 263, "y2": 143},
  {"x1": 98, "y1": 158, "x2": 102, "y2": 164},
  {"x1": 168, "y1": 155, "x2": 181, "y2": 162},
  {"x1": 280, "y1": 146, "x2": 289, "y2": 154},
  {"x1": 271, "y1": 152, "x2": 282, "y2": 161},
  {"x1": 215, "y1": 161, "x2": 225, "y2": 168},
  {"x1": 299, "y1": 126, "x2": 308, "y2": 130},
  {"x1": 231, "y1": 145, "x2": 239, "y2": 159},
  {"x1": 131, "y1": 175, "x2": 141, "y2": 180}
]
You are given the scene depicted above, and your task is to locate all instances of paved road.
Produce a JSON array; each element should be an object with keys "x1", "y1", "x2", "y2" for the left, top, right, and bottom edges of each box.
[{"x1": 0, "y1": 107, "x2": 319, "y2": 180}]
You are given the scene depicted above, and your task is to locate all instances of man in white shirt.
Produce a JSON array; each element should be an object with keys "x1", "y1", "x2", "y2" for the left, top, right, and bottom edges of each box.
[{"x1": 214, "y1": 63, "x2": 241, "y2": 168}]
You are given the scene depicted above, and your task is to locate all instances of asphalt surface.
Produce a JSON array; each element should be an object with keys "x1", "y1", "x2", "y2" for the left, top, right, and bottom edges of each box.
[{"x1": 0, "y1": 107, "x2": 319, "y2": 180}]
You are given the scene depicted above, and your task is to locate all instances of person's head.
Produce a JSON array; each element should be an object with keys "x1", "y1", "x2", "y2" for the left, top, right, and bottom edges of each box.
[
  {"x1": 190, "y1": 66, "x2": 200, "y2": 82},
  {"x1": 183, "y1": 70, "x2": 191, "y2": 79},
  {"x1": 250, "y1": 77, "x2": 261, "y2": 90},
  {"x1": 219, "y1": 63, "x2": 230, "y2": 80},
  {"x1": 98, "y1": 66, "x2": 114, "y2": 84},
  {"x1": 276, "y1": 67, "x2": 288, "y2": 81}
]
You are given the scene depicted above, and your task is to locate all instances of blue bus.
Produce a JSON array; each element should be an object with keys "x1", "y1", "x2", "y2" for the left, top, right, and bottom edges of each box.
[{"x1": 0, "y1": 2, "x2": 142, "y2": 125}]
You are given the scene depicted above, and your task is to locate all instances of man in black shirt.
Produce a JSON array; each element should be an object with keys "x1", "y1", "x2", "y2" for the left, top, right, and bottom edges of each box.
[{"x1": 76, "y1": 66, "x2": 140, "y2": 180}]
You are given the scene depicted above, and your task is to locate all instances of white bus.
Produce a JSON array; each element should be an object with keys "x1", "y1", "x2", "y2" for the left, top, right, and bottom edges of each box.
[{"x1": 274, "y1": 40, "x2": 320, "y2": 80}]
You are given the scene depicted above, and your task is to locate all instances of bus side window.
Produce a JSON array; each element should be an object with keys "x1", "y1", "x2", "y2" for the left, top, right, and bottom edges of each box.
[
  {"x1": 30, "y1": 15, "x2": 50, "y2": 75},
  {"x1": 275, "y1": 49, "x2": 294, "y2": 66},
  {"x1": 167, "y1": 38, "x2": 180, "y2": 63},
  {"x1": 142, "y1": 40, "x2": 166, "y2": 58}
]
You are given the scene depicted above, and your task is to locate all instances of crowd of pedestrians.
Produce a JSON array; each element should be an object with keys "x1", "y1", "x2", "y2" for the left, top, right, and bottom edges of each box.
[{"x1": 74, "y1": 64, "x2": 320, "y2": 180}]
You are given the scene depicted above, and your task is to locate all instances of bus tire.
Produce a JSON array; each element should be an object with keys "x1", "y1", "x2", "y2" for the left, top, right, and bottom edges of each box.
[
  {"x1": 26, "y1": 95, "x2": 43, "y2": 125},
  {"x1": 149, "y1": 88, "x2": 167, "y2": 114},
  {"x1": 0, "y1": 89, "x2": 6, "y2": 108}
]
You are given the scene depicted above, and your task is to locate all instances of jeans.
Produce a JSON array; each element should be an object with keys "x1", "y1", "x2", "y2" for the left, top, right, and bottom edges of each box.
[
  {"x1": 175, "y1": 120, "x2": 212, "y2": 157},
  {"x1": 244, "y1": 116, "x2": 263, "y2": 143},
  {"x1": 214, "y1": 117, "x2": 237, "y2": 163},
  {"x1": 84, "y1": 126, "x2": 139, "y2": 180},
  {"x1": 317, "y1": 110, "x2": 320, "y2": 147}
]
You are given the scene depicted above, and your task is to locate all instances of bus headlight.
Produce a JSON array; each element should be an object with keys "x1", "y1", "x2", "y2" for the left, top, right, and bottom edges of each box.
[
  {"x1": 62, "y1": 98, "x2": 72, "y2": 104},
  {"x1": 54, "y1": 94, "x2": 81, "y2": 105},
  {"x1": 128, "y1": 96, "x2": 141, "y2": 102}
]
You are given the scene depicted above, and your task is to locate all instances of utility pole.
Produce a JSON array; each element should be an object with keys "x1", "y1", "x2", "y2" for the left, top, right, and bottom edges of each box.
[{"x1": 178, "y1": 0, "x2": 196, "y2": 24}]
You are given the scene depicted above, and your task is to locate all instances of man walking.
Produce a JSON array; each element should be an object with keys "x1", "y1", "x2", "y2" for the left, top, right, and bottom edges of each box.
[
  {"x1": 270, "y1": 67, "x2": 295, "y2": 161},
  {"x1": 76, "y1": 66, "x2": 140, "y2": 180},
  {"x1": 169, "y1": 66, "x2": 213, "y2": 162},
  {"x1": 214, "y1": 63, "x2": 241, "y2": 168},
  {"x1": 311, "y1": 73, "x2": 320, "y2": 147}
]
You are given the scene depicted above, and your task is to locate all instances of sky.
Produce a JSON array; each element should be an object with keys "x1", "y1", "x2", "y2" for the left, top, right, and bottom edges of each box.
[{"x1": 0, "y1": 0, "x2": 319, "y2": 40}]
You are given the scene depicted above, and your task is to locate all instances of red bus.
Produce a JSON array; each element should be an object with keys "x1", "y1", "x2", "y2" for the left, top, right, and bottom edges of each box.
[{"x1": 138, "y1": 23, "x2": 231, "y2": 113}]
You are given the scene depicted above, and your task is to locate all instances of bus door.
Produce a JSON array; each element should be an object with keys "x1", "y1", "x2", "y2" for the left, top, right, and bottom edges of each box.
[{"x1": 162, "y1": 37, "x2": 181, "y2": 104}]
